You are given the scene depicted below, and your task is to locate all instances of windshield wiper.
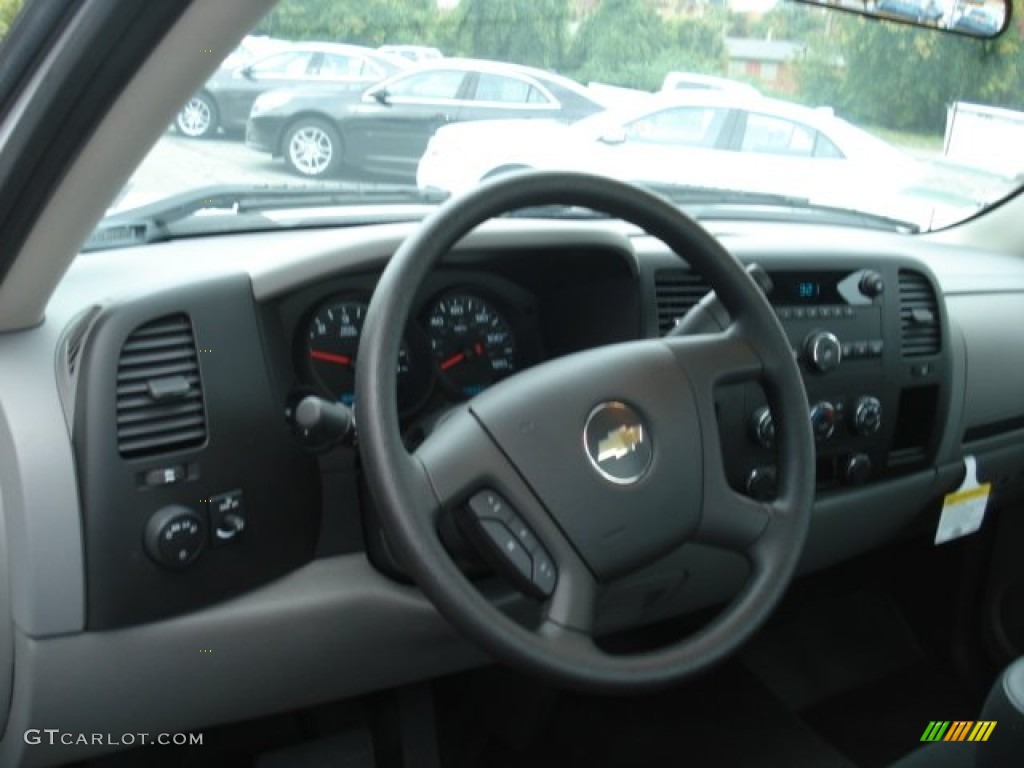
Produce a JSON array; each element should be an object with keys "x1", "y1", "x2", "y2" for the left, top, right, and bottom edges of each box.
[
  {"x1": 640, "y1": 182, "x2": 921, "y2": 234},
  {"x1": 85, "y1": 183, "x2": 446, "y2": 251}
]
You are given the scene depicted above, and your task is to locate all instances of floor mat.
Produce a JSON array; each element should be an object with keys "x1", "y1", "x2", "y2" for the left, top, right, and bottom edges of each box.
[
  {"x1": 465, "y1": 665, "x2": 857, "y2": 768},
  {"x1": 801, "y1": 663, "x2": 982, "y2": 768}
]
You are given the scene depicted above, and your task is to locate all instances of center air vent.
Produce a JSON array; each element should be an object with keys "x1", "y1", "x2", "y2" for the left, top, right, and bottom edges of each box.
[
  {"x1": 116, "y1": 314, "x2": 207, "y2": 459},
  {"x1": 654, "y1": 269, "x2": 710, "y2": 334},
  {"x1": 898, "y1": 269, "x2": 941, "y2": 357}
]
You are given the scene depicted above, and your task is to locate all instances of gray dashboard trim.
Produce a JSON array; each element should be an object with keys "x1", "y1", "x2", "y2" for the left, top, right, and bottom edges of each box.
[
  {"x1": 0, "y1": 322, "x2": 85, "y2": 637},
  {"x1": 951, "y1": 292, "x2": 1024, "y2": 431},
  {"x1": 0, "y1": 556, "x2": 494, "y2": 767}
]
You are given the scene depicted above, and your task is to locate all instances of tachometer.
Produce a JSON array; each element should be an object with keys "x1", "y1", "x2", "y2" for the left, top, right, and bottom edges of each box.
[
  {"x1": 305, "y1": 299, "x2": 411, "y2": 406},
  {"x1": 426, "y1": 293, "x2": 516, "y2": 398}
]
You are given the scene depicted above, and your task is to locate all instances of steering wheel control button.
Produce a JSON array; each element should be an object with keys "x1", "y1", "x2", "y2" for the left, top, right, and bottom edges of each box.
[
  {"x1": 209, "y1": 490, "x2": 246, "y2": 547},
  {"x1": 532, "y1": 552, "x2": 557, "y2": 597},
  {"x1": 583, "y1": 402, "x2": 653, "y2": 485},
  {"x1": 144, "y1": 505, "x2": 206, "y2": 569},
  {"x1": 804, "y1": 331, "x2": 842, "y2": 373},
  {"x1": 750, "y1": 406, "x2": 776, "y2": 448},
  {"x1": 467, "y1": 489, "x2": 513, "y2": 523},
  {"x1": 461, "y1": 490, "x2": 556, "y2": 598},
  {"x1": 479, "y1": 520, "x2": 533, "y2": 581},
  {"x1": 810, "y1": 401, "x2": 838, "y2": 442}
]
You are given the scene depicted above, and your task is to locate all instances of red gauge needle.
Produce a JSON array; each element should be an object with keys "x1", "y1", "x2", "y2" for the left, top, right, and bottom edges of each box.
[
  {"x1": 439, "y1": 351, "x2": 465, "y2": 371},
  {"x1": 310, "y1": 349, "x2": 352, "y2": 366}
]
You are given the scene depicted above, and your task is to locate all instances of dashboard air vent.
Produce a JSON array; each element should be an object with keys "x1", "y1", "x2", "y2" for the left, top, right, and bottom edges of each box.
[
  {"x1": 116, "y1": 314, "x2": 207, "y2": 459},
  {"x1": 654, "y1": 269, "x2": 710, "y2": 334},
  {"x1": 898, "y1": 269, "x2": 940, "y2": 357}
]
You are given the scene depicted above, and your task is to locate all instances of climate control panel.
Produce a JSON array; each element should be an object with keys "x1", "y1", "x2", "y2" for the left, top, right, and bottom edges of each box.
[{"x1": 720, "y1": 266, "x2": 903, "y2": 500}]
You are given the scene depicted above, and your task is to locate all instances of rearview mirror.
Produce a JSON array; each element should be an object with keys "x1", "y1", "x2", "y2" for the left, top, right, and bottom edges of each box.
[
  {"x1": 370, "y1": 88, "x2": 391, "y2": 105},
  {"x1": 794, "y1": 0, "x2": 1008, "y2": 38}
]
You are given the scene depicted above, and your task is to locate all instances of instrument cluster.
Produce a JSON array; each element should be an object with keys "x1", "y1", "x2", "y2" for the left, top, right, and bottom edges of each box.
[{"x1": 297, "y1": 281, "x2": 540, "y2": 419}]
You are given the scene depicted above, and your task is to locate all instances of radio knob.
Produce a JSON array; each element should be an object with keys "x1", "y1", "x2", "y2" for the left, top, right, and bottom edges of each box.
[
  {"x1": 810, "y1": 401, "x2": 837, "y2": 442},
  {"x1": 749, "y1": 406, "x2": 775, "y2": 448},
  {"x1": 852, "y1": 396, "x2": 882, "y2": 435},
  {"x1": 859, "y1": 270, "x2": 885, "y2": 298},
  {"x1": 804, "y1": 331, "x2": 842, "y2": 373},
  {"x1": 843, "y1": 453, "x2": 872, "y2": 485}
]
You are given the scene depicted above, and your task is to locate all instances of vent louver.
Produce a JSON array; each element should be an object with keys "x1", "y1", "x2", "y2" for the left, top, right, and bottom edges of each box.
[
  {"x1": 116, "y1": 314, "x2": 207, "y2": 459},
  {"x1": 654, "y1": 269, "x2": 710, "y2": 334},
  {"x1": 898, "y1": 270, "x2": 941, "y2": 357}
]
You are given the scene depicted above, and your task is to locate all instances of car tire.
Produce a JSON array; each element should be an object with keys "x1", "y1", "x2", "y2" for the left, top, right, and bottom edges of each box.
[
  {"x1": 283, "y1": 119, "x2": 343, "y2": 178},
  {"x1": 175, "y1": 92, "x2": 219, "y2": 139}
]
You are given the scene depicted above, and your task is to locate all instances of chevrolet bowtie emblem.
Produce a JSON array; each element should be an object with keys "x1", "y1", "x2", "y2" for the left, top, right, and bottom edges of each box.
[
  {"x1": 583, "y1": 402, "x2": 653, "y2": 485},
  {"x1": 597, "y1": 424, "x2": 644, "y2": 463}
]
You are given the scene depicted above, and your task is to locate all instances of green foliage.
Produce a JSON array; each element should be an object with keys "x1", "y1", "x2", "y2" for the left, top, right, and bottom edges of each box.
[
  {"x1": 569, "y1": 0, "x2": 671, "y2": 88},
  {"x1": 258, "y1": 0, "x2": 442, "y2": 47},
  {"x1": 795, "y1": 4, "x2": 1024, "y2": 134},
  {"x1": 448, "y1": 0, "x2": 570, "y2": 68},
  {"x1": 0, "y1": 0, "x2": 23, "y2": 40}
]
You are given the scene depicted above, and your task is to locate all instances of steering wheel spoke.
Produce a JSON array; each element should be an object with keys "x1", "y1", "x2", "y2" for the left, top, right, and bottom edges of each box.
[{"x1": 662, "y1": 329, "x2": 764, "y2": 393}]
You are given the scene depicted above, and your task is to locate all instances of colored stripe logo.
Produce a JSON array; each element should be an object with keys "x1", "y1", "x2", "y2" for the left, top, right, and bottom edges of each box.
[{"x1": 920, "y1": 721, "x2": 996, "y2": 742}]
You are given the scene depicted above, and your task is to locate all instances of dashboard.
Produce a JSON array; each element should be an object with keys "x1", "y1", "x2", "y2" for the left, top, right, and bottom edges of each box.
[{"x1": 4, "y1": 216, "x2": 1024, "y2": 764}]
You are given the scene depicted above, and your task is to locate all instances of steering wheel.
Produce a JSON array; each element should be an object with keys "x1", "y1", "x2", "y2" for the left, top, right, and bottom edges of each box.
[{"x1": 355, "y1": 171, "x2": 815, "y2": 692}]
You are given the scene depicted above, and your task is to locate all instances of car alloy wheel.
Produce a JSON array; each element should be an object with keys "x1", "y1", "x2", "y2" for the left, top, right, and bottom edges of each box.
[
  {"x1": 285, "y1": 120, "x2": 341, "y2": 178},
  {"x1": 175, "y1": 94, "x2": 217, "y2": 139}
]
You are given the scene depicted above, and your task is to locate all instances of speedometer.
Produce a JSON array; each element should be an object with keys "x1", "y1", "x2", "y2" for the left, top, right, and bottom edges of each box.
[
  {"x1": 305, "y1": 299, "x2": 412, "y2": 407},
  {"x1": 426, "y1": 293, "x2": 516, "y2": 398}
]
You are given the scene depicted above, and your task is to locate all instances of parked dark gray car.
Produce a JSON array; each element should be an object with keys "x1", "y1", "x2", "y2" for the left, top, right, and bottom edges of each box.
[
  {"x1": 174, "y1": 42, "x2": 408, "y2": 139},
  {"x1": 245, "y1": 58, "x2": 609, "y2": 179}
]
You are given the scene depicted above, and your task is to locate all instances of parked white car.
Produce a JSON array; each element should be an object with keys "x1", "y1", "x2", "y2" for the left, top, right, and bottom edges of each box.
[{"x1": 417, "y1": 91, "x2": 947, "y2": 224}]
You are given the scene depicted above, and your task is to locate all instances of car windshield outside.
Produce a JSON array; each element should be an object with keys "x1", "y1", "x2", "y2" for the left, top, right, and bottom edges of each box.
[{"x1": 10, "y1": 0, "x2": 1020, "y2": 238}]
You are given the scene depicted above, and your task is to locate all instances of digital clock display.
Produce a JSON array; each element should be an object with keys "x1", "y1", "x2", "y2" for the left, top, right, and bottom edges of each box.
[
  {"x1": 772, "y1": 272, "x2": 844, "y2": 304},
  {"x1": 797, "y1": 281, "x2": 821, "y2": 299}
]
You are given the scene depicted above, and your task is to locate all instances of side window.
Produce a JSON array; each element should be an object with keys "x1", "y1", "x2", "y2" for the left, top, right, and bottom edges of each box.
[
  {"x1": 741, "y1": 113, "x2": 818, "y2": 156},
  {"x1": 316, "y1": 53, "x2": 372, "y2": 79},
  {"x1": 385, "y1": 70, "x2": 465, "y2": 100},
  {"x1": 814, "y1": 133, "x2": 845, "y2": 159},
  {"x1": 623, "y1": 107, "x2": 728, "y2": 147},
  {"x1": 248, "y1": 51, "x2": 314, "y2": 78},
  {"x1": 474, "y1": 74, "x2": 551, "y2": 105}
]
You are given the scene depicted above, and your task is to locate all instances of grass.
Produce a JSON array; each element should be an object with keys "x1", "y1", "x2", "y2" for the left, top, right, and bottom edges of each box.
[{"x1": 866, "y1": 126, "x2": 944, "y2": 155}]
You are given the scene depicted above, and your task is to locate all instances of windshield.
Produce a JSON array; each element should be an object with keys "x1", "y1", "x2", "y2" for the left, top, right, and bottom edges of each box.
[{"x1": 86, "y1": 0, "x2": 1024, "y2": 236}]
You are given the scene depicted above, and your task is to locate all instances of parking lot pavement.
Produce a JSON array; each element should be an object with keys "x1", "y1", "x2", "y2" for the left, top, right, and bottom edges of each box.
[{"x1": 111, "y1": 132, "x2": 313, "y2": 211}]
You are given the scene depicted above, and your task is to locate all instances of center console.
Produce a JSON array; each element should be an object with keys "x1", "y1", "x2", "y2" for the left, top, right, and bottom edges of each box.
[{"x1": 652, "y1": 257, "x2": 950, "y2": 499}]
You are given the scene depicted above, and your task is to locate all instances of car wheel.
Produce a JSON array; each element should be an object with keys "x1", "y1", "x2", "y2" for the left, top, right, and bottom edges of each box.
[
  {"x1": 283, "y1": 119, "x2": 343, "y2": 178},
  {"x1": 175, "y1": 92, "x2": 218, "y2": 139}
]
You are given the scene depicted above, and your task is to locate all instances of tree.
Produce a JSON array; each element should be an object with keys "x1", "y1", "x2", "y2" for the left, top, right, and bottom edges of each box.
[
  {"x1": 569, "y1": 0, "x2": 673, "y2": 89},
  {"x1": 448, "y1": 0, "x2": 570, "y2": 69},
  {"x1": 258, "y1": 0, "x2": 443, "y2": 48},
  {"x1": 0, "y1": 0, "x2": 23, "y2": 40}
]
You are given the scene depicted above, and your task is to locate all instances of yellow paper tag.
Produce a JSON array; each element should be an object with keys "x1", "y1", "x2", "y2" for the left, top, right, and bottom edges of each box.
[{"x1": 936, "y1": 457, "x2": 990, "y2": 545}]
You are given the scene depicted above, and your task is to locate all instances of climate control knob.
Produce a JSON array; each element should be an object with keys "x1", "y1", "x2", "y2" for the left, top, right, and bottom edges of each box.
[
  {"x1": 852, "y1": 396, "x2": 882, "y2": 435},
  {"x1": 810, "y1": 401, "x2": 838, "y2": 442},
  {"x1": 749, "y1": 406, "x2": 775, "y2": 448},
  {"x1": 804, "y1": 331, "x2": 842, "y2": 373},
  {"x1": 843, "y1": 453, "x2": 872, "y2": 485}
]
